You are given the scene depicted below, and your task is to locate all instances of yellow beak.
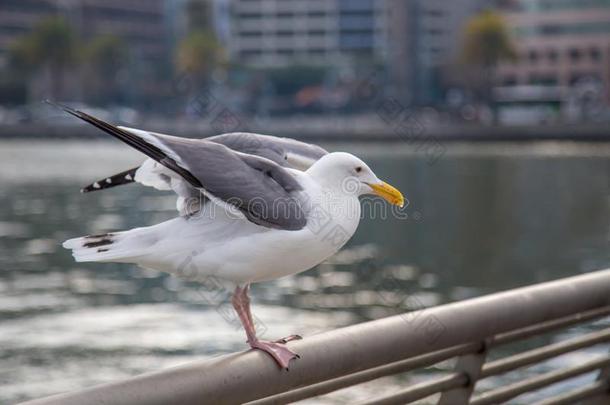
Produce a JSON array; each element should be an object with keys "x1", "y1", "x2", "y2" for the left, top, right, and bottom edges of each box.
[{"x1": 368, "y1": 181, "x2": 405, "y2": 207}]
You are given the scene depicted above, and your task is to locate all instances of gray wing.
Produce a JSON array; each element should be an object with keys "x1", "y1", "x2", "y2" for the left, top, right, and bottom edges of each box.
[
  {"x1": 82, "y1": 131, "x2": 327, "y2": 194},
  {"x1": 53, "y1": 103, "x2": 308, "y2": 230},
  {"x1": 207, "y1": 132, "x2": 328, "y2": 170}
]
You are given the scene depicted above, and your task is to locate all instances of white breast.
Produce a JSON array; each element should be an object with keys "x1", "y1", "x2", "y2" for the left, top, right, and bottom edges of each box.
[
  {"x1": 131, "y1": 171, "x2": 362, "y2": 285},
  {"x1": 201, "y1": 175, "x2": 361, "y2": 284}
]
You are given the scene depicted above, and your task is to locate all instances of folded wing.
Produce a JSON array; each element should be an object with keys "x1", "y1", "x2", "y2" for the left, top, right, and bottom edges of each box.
[
  {"x1": 82, "y1": 131, "x2": 327, "y2": 194},
  {"x1": 52, "y1": 103, "x2": 308, "y2": 230}
]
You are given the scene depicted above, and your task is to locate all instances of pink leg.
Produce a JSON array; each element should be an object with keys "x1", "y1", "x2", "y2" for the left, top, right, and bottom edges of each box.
[
  {"x1": 231, "y1": 285, "x2": 300, "y2": 370},
  {"x1": 238, "y1": 286, "x2": 302, "y2": 344}
]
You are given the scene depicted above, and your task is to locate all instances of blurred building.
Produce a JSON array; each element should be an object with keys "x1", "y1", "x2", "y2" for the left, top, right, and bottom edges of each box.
[
  {"x1": 388, "y1": 0, "x2": 490, "y2": 105},
  {"x1": 228, "y1": 0, "x2": 389, "y2": 67},
  {"x1": 0, "y1": 0, "x2": 56, "y2": 67},
  {"x1": 79, "y1": 0, "x2": 167, "y2": 63},
  {"x1": 0, "y1": 0, "x2": 167, "y2": 66},
  {"x1": 165, "y1": 0, "x2": 229, "y2": 48},
  {"x1": 212, "y1": 0, "x2": 231, "y2": 45},
  {"x1": 0, "y1": 0, "x2": 169, "y2": 104},
  {"x1": 498, "y1": 0, "x2": 610, "y2": 102}
]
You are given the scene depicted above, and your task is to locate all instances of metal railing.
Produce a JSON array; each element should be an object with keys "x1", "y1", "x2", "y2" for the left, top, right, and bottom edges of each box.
[{"x1": 23, "y1": 269, "x2": 610, "y2": 405}]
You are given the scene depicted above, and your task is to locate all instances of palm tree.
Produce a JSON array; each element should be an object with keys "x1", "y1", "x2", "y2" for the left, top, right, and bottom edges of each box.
[
  {"x1": 175, "y1": 31, "x2": 223, "y2": 92},
  {"x1": 83, "y1": 35, "x2": 129, "y2": 104},
  {"x1": 460, "y1": 11, "x2": 516, "y2": 120},
  {"x1": 9, "y1": 16, "x2": 77, "y2": 100},
  {"x1": 173, "y1": 0, "x2": 224, "y2": 96}
]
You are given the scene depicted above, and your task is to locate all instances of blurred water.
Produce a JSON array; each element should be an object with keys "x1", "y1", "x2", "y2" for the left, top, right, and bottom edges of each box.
[{"x1": 1, "y1": 140, "x2": 609, "y2": 404}]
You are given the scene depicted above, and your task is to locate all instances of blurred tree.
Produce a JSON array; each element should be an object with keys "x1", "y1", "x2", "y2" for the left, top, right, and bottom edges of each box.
[
  {"x1": 1, "y1": 38, "x2": 38, "y2": 104},
  {"x1": 172, "y1": 0, "x2": 227, "y2": 99},
  {"x1": 8, "y1": 37, "x2": 38, "y2": 74},
  {"x1": 9, "y1": 16, "x2": 78, "y2": 100},
  {"x1": 175, "y1": 31, "x2": 223, "y2": 91},
  {"x1": 82, "y1": 35, "x2": 129, "y2": 104},
  {"x1": 462, "y1": 11, "x2": 516, "y2": 68},
  {"x1": 459, "y1": 11, "x2": 516, "y2": 120}
]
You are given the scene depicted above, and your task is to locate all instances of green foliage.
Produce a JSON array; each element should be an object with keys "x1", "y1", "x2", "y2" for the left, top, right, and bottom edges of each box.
[
  {"x1": 21, "y1": 16, "x2": 77, "y2": 68},
  {"x1": 461, "y1": 11, "x2": 516, "y2": 68},
  {"x1": 6, "y1": 17, "x2": 133, "y2": 103},
  {"x1": 458, "y1": 10, "x2": 517, "y2": 117},
  {"x1": 81, "y1": 35, "x2": 129, "y2": 104},
  {"x1": 175, "y1": 31, "x2": 223, "y2": 81},
  {"x1": 8, "y1": 36, "x2": 38, "y2": 73},
  {"x1": 7, "y1": 16, "x2": 77, "y2": 99},
  {"x1": 175, "y1": 1, "x2": 224, "y2": 90},
  {"x1": 84, "y1": 35, "x2": 128, "y2": 77}
]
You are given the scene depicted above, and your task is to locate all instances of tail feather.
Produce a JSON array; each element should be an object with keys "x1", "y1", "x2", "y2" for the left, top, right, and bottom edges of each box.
[{"x1": 63, "y1": 230, "x2": 151, "y2": 263}]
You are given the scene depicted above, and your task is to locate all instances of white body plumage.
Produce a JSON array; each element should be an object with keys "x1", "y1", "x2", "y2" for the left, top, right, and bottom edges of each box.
[{"x1": 65, "y1": 153, "x2": 368, "y2": 284}]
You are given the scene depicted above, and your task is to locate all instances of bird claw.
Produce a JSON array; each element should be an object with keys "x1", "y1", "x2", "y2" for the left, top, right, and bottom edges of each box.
[
  {"x1": 275, "y1": 334, "x2": 302, "y2": 344},
  {"x1": 250, "y1": 340, "x2": 300, "y2": 370}
]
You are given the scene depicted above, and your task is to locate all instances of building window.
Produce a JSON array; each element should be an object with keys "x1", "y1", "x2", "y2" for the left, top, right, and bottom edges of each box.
[
  {"x1": 240, "y1": 31, "x2": 262, "y2": 38},
  {"x1": 547, "y1": 49, "x2": 558, "y2": 62},
  {"x1": 308, "y1": 30, "x2": 325, "y2": 36},
  {"x1": 569, "y1": 48, "x2": 581, "y2": 62},
  {"x1": 238, "y1": 12, "x2": 261, "y2": 19},
  {"x1": 590, "y1": 47, "x2": 601, "y2": 62},
  {"x1": 503, "y1": 76, "x2": 517, "y2": 86},
  {"x1": 307, "y1": 11, "x2": 326, "y2": 18},
  {"x1": 240, "y1": 49, "x2": 262, "y2": 58},
  {"x1": 528, "y1": 74, "x2": 557, "y2": 85},
  {"x1": 276, "y1": 30, "x2": 294, "y2": 37},
  {"x1": 569, "y1": 73, "x2": 600, "y2": 85},
  {"x1": 425, "y1": 9, "x2": 444, "y2": 17},
  {"x1": 309, "y1": 48, "x2": 326, "y2": 55},
  {"x1": 528, "y1": 49, "x2": 539, "y2": 63},
  {"x1": 531, "y1": 75, "x2": 558, "y2": 85},
  {"x1": 515, "y1": 21, "x2": 610, "y2": 37}
]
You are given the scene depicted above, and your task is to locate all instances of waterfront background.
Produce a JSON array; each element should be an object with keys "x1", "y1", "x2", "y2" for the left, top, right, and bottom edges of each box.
[
  {"x1": 1, "y1": 0, "x2": 610, "y2": 126},
  {"x1": 2, "y1": 0, "x2": 610, "y2": 403},
  {"x1": 1, "y1": 140, "x2": 609, "y2": 404}
]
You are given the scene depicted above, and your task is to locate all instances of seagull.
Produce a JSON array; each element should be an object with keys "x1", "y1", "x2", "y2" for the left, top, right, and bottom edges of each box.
[{"x1": 53, "y1": 102, "x2": 404, "y2": 370}]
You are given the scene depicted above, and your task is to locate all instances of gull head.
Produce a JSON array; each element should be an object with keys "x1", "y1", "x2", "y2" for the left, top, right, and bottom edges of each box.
[{"x1": 307, "y1": 152, "x2": 404, "y2": 207}]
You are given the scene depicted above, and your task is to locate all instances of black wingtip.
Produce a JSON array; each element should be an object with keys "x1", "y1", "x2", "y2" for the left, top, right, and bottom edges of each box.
[
  {"x1": 44, "y1": 100, "x2": 81, "y2": 117},
  {"x1": 80, "y1": 167, "x2": 140, "y2": 194},
  {"x1": 81, "y1": 182, "x2": 101, "y2": 193},
  {"x1": 47, "y1": 100, "x2": 203, "y2": 190},
  {"x1": 44, "y1": 99, "x2": 62, "y2": 109}
]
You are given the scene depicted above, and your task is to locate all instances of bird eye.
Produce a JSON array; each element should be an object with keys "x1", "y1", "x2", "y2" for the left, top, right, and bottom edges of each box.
[{"x1": 355, "y1": 166, "x2": 362, "y2": 173}]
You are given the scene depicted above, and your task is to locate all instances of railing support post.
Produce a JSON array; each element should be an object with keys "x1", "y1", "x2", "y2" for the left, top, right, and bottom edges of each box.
[
  {"x1": 438, "y1": 341, "x2": 487, "y2": 405},
  {"x1": 582, "y1": 354, "x2": 610, "y2": 405}
]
